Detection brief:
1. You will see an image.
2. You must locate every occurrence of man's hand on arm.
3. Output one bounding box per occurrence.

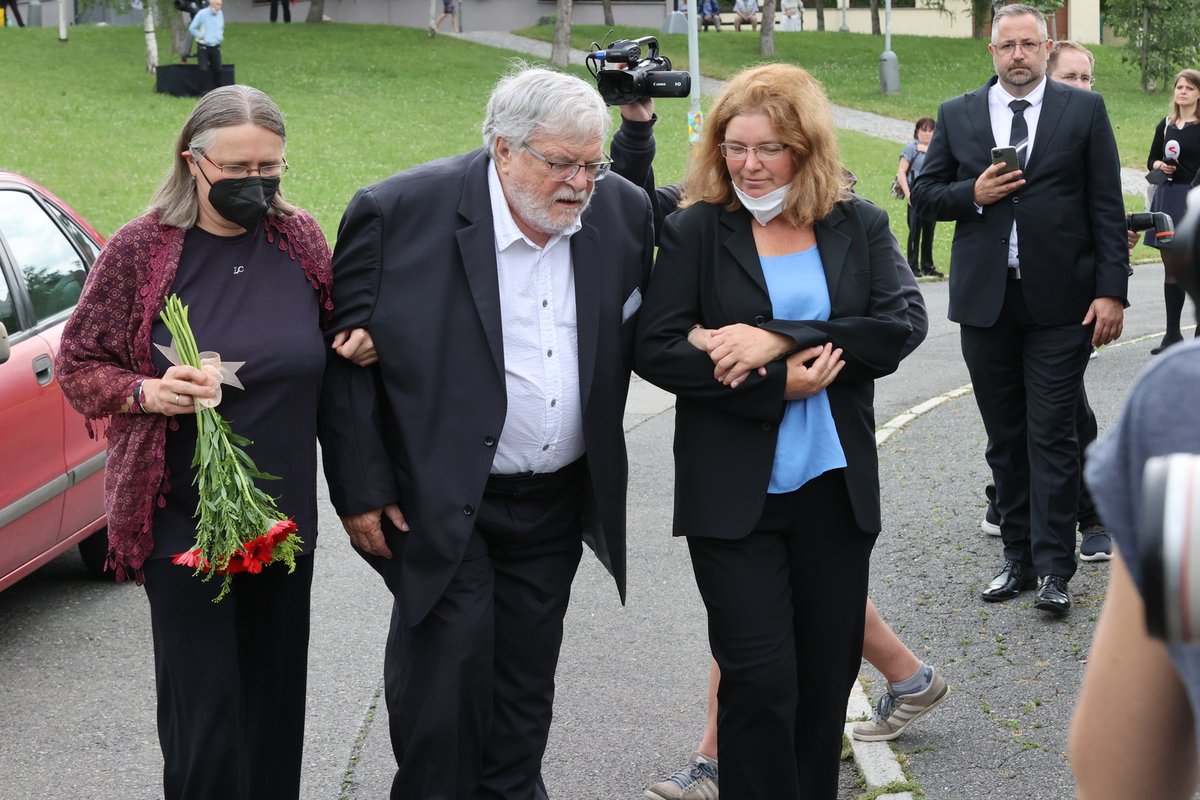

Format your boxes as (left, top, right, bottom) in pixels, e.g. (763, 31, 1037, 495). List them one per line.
(973, 162, 1026, 206)
(1084, 297, 1125, 346)
(339, 504, 409, 559)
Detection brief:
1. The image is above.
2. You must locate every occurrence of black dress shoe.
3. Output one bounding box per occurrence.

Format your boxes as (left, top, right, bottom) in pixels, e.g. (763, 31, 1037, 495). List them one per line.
(1035, 575, 1071, 613)
(980, 560, 1036, 602)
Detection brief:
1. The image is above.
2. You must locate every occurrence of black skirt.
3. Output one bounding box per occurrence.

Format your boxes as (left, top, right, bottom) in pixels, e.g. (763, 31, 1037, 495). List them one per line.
(1145, 180, 1191, 249)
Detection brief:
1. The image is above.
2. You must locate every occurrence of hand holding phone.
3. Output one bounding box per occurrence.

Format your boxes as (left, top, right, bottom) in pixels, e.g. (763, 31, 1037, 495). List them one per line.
(991, 146, 1019, 174)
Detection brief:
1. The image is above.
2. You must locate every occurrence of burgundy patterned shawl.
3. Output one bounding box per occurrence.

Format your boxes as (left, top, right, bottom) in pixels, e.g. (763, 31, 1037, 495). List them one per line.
(55, 211, 333, 583)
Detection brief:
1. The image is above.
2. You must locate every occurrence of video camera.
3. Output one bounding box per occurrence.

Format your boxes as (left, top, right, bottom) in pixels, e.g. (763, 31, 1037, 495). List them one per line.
(585, 36, 691, 107)
(173, 0, 208, 18)
(1135, 189, 1200, 643)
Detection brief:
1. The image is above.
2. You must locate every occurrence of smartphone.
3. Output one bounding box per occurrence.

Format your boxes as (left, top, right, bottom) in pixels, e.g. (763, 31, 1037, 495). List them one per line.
(991, 146, 1019, 174)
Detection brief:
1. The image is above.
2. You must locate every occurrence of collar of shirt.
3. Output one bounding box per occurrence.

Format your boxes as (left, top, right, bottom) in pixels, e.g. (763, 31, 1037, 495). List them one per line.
(487, 159, 582, 253)
(988, 75, 1047, 154)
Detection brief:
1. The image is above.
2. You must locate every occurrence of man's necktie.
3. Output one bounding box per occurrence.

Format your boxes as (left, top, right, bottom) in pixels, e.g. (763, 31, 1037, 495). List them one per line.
(1009, 99, 1030, 170)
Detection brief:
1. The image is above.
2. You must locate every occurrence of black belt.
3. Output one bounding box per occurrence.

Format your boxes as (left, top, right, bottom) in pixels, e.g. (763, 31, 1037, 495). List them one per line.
(199, 43, 220, 48)
(485, 458, 584, 500)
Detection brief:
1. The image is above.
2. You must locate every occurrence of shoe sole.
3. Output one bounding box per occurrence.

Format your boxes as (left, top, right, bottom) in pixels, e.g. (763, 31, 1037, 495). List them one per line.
(981, 520, 1001, 536)
(1034, 597, 1071, 613)
(850, 683, 951, 742)
(1079, 551, 1113, 562)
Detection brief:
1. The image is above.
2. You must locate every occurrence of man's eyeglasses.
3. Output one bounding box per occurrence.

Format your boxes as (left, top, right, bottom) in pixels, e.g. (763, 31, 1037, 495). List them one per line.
(522, 143, 612, 182)
(718, 142, 789, 161)
(994, 39, 1046, 56)
(199, 152, 289, 179)
(1055, 72, 1096, 86)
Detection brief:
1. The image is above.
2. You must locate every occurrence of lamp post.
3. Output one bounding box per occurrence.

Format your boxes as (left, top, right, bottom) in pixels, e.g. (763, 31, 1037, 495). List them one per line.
(839, 0, 849, 32)
(879, 0, 899, 94)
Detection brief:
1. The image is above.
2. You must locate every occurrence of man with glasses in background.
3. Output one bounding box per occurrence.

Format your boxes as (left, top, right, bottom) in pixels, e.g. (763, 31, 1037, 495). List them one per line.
(318, 66, 654, 799)
(913, 5, 1128, 615)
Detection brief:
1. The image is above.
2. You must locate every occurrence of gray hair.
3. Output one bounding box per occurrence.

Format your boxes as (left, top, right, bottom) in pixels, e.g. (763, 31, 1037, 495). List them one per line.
(991, 3, 1047, 42)
(481, 64, 610, 159)
(148, 84, 296, 228)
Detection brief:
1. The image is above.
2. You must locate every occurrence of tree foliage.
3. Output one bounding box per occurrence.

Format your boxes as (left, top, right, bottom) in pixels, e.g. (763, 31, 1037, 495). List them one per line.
(1103, 0, 1200, 92)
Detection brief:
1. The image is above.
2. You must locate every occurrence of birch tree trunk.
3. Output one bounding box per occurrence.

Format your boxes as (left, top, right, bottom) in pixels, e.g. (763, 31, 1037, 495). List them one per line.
(601, 0, 614, 24)
(144, 2, 159, 72)
(305, 0, 324, 23)
(550, 0, 573, 68)
(58, 0, 68, 40)
(758, 1, 774, 55)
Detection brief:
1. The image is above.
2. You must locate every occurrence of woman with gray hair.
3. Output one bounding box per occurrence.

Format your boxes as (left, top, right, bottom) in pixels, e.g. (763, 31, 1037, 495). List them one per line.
(56, 85, 368, 800)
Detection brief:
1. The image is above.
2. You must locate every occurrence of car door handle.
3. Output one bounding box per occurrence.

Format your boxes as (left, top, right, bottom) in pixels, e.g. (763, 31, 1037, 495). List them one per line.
(32, 354, 54, 386)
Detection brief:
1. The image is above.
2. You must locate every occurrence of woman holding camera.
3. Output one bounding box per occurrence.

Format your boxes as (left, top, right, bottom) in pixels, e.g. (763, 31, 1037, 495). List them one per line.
(634, 63, 910, 799)
(1145, 68, 1200, 354)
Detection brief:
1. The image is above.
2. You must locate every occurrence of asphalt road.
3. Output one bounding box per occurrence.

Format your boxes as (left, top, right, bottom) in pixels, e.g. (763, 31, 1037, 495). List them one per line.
(0, 262, 1188, 800)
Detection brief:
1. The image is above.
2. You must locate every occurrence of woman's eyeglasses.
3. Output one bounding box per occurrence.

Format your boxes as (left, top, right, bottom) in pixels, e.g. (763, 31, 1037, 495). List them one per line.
(719, 143, 789, 161)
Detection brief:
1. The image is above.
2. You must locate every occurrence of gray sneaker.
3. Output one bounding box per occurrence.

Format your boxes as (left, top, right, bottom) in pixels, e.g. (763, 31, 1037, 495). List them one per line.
(1079, 524, 1113, 562)
(644, 752, 719, 800)
(851, 668, 949, 742)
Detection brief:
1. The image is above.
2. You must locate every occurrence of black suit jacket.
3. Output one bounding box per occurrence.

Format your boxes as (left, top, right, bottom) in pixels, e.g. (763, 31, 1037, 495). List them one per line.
(634, 197, 911, 539)
(318, 149, 655, 626)
(911, 77, 1129, 328)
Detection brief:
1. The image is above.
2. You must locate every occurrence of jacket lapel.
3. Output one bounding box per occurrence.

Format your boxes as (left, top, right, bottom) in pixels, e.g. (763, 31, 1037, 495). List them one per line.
(1025, 79, 1066, 177)
(721, 208, 769, 297)
(969, 79, 998, 161)
(814, 204, 851, 311)
(456, 151, 505, 380)
(571, 218, 602, 412)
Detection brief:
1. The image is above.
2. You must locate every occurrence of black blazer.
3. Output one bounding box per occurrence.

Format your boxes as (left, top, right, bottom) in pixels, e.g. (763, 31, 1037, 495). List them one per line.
(318, 149, 655, 626)
(911, 77, 1128, 328)
(633, 197, 911, 539)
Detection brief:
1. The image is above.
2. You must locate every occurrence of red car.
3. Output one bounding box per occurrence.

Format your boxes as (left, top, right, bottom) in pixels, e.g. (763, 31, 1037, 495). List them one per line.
(0, 171, 109, 590)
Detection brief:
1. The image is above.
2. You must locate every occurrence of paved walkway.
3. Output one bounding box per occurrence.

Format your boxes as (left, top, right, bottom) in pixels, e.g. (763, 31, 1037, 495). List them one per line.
(452, 30, 1150, 198)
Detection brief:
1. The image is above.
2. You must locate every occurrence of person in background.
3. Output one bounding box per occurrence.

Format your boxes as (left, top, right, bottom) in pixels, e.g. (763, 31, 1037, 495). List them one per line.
(187, 0, 224, 95)
(635, 62, 911, 799)
(780, 0, 804, 31)
(434, 0, 458, 32)
(698, 0, 722, 32)
(1, 0, 25, 26)
(732, 0, 759, 31)
(54, 85, 370, 800)
(1143, 69, 1200, 355)
(269, 0, 291, 24)
(897, 117, 940, 278)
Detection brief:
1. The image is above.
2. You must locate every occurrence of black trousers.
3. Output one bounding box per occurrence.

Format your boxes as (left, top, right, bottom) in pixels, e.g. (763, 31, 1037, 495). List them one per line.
(196, 44, 222, 94)
(2, 0, 24, 26)
(142, 553, 313, 800)
(687, 471, 876, 800)
(270, 0, 290, 22)
(961, 277, 1092, 580)
(905, 203, 936, 272)
(359, 461, 586, 800)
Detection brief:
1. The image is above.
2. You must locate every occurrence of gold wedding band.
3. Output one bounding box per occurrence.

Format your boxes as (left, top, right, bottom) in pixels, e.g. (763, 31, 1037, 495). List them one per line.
(175, 393, 181, 404)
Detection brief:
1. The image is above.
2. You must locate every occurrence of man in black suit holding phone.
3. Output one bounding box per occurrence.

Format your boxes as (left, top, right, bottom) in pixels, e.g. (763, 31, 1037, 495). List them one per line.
(318, 66, 654, 798)
(912, 4, 1128, 614)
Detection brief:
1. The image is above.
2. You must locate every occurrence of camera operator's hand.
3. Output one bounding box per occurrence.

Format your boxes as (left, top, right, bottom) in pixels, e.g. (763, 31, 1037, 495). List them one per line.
(973, 161, 1025, 206)
(620, 96, 655, 123)
(1084, 297, 1124, 346)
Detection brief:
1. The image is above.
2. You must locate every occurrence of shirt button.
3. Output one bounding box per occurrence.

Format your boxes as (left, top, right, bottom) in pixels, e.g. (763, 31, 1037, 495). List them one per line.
(547, 349, 553, 357)
(542, 444, 550, 451)
(542, 299, 548, 308)
(550, 399, 557, 407)
(483, 435, 496, 447)
(463, 505, 475, 516)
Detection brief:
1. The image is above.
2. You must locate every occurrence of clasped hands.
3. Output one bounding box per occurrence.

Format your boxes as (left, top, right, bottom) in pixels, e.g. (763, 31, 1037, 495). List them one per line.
(689, 323, 845, 400)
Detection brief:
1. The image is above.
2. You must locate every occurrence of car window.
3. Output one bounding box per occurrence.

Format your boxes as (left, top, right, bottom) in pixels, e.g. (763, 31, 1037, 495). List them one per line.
(43, 201, 101, 264)
(0, 269, 18, 336)
(0, 190, 88, 324)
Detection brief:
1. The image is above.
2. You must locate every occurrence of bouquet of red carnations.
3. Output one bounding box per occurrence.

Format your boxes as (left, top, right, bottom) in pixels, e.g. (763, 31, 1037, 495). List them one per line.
(159, 294, 302, 602)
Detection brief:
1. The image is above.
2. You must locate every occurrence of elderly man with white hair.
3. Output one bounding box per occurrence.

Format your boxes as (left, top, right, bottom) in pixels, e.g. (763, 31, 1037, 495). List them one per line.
(318, 65, 655, 799)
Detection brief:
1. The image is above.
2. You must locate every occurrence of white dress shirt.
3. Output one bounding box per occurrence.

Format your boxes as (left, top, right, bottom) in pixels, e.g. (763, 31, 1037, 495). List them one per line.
(486, 161, 585, 475)
(989, 76, 1046, 270)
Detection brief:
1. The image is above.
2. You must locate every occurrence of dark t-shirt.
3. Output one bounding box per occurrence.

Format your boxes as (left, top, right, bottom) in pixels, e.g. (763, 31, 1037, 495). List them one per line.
(150, 223, 324, 559)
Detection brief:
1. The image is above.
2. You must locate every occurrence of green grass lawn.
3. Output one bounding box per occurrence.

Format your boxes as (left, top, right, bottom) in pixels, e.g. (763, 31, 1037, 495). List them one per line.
(0, 22, 1159, 270)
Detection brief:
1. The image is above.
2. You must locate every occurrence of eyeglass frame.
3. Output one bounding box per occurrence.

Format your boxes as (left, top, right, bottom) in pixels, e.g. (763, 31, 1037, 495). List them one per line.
(1053, 72, 1096, 86)
(718, 142, 791, 161)
(521, 143, 612, 182)
(196, 151, 290, 179)
(993, 39, 1047, 56)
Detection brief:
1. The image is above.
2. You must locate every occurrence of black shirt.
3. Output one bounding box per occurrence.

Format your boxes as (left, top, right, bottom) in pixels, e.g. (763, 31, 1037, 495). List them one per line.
(150, 223, 324, 559)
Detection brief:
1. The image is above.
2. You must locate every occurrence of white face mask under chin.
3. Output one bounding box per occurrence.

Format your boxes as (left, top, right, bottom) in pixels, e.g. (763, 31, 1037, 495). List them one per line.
(732, 182, 790, 226)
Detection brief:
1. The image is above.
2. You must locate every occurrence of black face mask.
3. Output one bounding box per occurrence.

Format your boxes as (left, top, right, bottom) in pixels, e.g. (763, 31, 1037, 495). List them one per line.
(202, 174, 280, 232)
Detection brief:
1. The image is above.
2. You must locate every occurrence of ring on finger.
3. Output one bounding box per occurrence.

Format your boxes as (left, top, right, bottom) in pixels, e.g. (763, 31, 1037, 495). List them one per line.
(174, 393, 181, 404)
